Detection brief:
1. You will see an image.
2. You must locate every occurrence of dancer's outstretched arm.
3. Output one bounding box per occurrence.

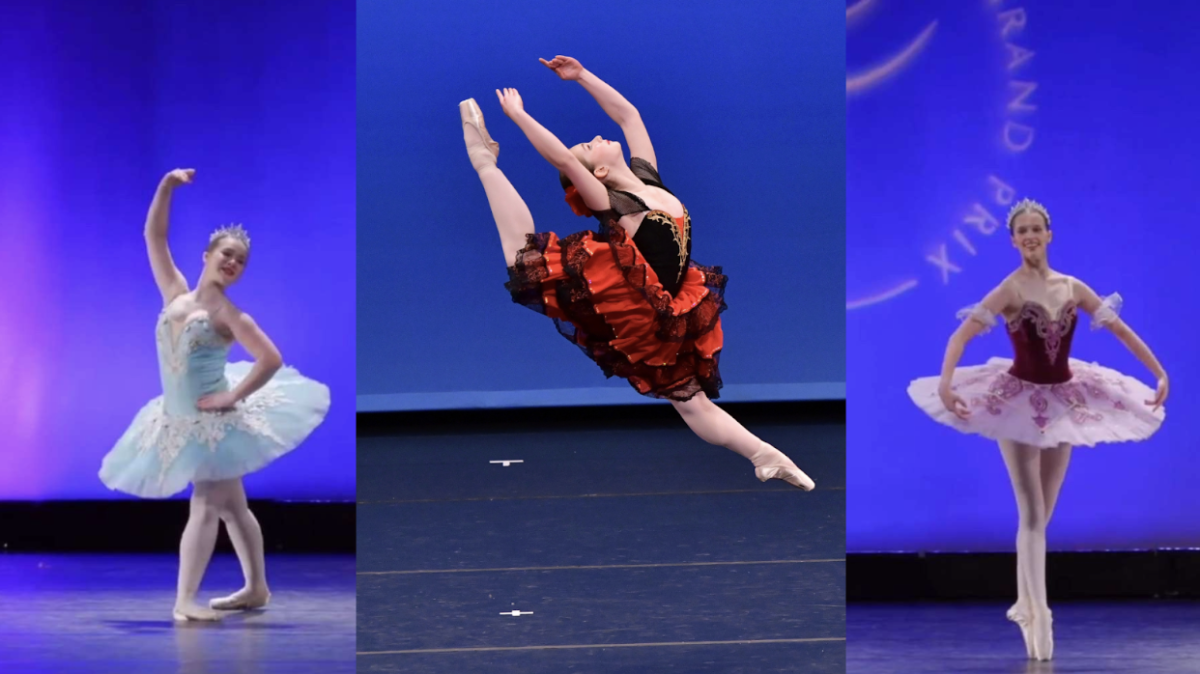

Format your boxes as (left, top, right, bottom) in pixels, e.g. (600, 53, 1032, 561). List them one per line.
(541, 55, 656, 168)
(197, 308, 282, 410)
(938, 280, 1016, 418)
(496, 88, 610, 213)
(146, 169, 193, 304)
(1074, 277, 1168, 409)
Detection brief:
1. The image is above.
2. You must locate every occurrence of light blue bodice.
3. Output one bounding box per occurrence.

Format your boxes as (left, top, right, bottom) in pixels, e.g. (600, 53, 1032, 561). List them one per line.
(156, 312, 232, 416)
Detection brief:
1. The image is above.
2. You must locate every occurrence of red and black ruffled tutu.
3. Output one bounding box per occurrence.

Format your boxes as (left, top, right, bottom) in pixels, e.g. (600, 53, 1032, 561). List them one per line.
(505, 223, 726, 401)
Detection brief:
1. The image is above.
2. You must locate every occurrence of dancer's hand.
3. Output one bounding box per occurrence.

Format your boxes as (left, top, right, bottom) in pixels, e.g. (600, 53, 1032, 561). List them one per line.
(197, 391, 238, 411)
(163, 168, 195, 187)
(540, 55, 583, 81)
(496, 88, 525, 120)
(939, 386, 970, 420)
(1146, 375, 1168, 412)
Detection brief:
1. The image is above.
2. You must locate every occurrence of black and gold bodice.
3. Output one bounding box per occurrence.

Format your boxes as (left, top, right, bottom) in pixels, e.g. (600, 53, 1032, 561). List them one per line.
(593, 157, 693, 296)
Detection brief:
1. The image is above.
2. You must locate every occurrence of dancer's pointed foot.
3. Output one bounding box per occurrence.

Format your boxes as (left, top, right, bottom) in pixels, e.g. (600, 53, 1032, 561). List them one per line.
(209, 586, 271, 611)
(1030, 609, 1054, 661)
(751, 442, 815, 491)
(1007, 605, 1035, 659)
(173, 601, 223, 622)
(460, 98, 499, 171)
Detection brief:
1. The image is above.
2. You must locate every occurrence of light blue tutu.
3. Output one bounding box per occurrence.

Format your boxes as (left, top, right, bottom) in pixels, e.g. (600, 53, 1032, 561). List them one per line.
(99, 311, 330, 498)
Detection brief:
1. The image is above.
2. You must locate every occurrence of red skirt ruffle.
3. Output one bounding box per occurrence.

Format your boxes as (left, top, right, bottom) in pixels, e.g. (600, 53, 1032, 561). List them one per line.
(505, 225, 726, 401)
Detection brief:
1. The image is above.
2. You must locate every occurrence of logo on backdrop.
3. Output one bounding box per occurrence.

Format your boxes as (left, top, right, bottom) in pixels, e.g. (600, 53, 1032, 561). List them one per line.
(845, 0, 1039, 310)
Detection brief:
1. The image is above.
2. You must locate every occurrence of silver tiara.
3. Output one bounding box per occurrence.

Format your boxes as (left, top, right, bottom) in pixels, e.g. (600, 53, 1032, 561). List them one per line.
(209, 223, 250, 248)
(1006, 198, 1050, 229)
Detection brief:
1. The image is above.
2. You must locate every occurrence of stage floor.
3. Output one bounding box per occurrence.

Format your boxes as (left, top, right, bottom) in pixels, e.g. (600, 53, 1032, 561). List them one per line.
(848, 601, 1200, 673)
(357, 412, 845, 673)
(0, 553, 354, 673)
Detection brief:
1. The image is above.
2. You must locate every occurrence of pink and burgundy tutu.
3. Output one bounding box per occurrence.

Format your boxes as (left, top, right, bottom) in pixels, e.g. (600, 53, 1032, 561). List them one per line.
(907, 294, 1164, 448)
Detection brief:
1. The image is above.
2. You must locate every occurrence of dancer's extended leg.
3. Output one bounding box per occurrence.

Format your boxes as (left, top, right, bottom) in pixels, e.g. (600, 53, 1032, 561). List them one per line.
(461, 99, 533, 265)
(672, 392, 814, 490)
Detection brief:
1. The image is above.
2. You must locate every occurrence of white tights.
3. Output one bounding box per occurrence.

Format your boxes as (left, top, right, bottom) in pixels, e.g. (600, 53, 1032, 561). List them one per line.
(999, 440, 1071, 616)
(176, 478, 268, 616)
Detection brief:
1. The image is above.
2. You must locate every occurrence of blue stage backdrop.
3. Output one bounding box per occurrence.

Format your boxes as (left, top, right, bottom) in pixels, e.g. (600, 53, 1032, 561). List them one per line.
(0, 1, 355, 501)
(847, 0, 1200, 551)
(356, 0, 846, 411)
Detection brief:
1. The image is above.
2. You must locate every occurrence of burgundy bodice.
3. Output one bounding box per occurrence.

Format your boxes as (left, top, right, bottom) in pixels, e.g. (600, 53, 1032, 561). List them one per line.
(1006, 302, 1077, 384)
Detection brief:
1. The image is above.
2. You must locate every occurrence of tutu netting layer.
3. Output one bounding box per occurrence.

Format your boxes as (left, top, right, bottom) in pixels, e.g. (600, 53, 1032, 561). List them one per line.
(908, 357, 1164, 448)
(506, 224, 726, 401)
(100, 361, 330, 498)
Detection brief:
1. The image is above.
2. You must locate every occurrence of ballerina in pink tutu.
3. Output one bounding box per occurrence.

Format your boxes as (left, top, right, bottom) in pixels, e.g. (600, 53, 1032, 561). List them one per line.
(907, 198, 1168, 661)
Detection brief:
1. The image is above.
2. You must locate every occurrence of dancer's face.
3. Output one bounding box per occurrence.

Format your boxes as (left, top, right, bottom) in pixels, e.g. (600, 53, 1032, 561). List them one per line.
(1010, 211, 1051, 262)
(202, 237, 249, 287)
(571, 136, 623, 177)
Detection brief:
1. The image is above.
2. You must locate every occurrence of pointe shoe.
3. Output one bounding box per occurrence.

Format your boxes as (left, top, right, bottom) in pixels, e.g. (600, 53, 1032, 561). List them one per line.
(460, 98, 499, 168)
(1030, 610, 1054, 661)
(753, 443, 815, 491)
(1006, 606, 1035, 659)
(173, 603, 223, 622)
(209, 588, 271, 611)
(755, 465, 816, 491)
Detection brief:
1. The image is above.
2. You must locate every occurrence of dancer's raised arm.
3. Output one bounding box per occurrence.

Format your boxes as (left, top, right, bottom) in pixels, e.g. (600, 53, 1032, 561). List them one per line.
(541, 56, 656, 169)
(145, 168, 193, 304)
(496, 88, 610, 213)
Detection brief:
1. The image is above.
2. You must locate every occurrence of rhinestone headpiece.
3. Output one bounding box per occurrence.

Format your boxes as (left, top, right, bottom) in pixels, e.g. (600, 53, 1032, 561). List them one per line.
(1006, 198, 1050, 230)
(209, 223, 250, 249)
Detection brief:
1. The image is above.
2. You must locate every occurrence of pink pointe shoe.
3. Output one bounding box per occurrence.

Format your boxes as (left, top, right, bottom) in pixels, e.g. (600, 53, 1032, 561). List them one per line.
(1030, 609, 1054, 661)
(460, 98, 499, 169)
(753, 442, 816, 491)
(1007, 605, 1035, 659)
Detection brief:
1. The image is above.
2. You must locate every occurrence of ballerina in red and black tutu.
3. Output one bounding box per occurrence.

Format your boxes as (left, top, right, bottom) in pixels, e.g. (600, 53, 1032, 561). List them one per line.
(459, 55, 813, 490)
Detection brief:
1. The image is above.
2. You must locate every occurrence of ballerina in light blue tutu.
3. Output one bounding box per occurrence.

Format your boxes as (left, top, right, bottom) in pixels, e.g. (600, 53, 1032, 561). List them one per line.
(99, 168, 330, 622)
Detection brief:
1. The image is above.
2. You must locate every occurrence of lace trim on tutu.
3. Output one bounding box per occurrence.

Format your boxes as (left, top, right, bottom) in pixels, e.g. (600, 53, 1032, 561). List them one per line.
(956, 303, 998, 333)
(101, 363, 329, 498)
(135, 389, 289, 487)
(1090, 292, 1123, 330)
(505, 231, 560, 315)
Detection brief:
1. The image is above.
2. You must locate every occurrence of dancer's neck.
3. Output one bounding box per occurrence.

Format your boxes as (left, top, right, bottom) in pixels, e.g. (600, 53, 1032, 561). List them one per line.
(194, 280, 227, 303)
(603, 163, 643, 193)
(1019, 258, 1051, 276)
